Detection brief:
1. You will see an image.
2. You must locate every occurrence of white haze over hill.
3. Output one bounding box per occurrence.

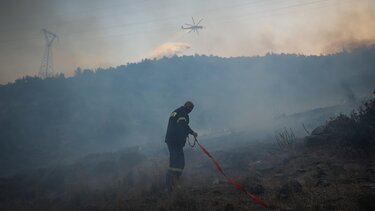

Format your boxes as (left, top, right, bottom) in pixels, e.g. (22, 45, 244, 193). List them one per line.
(74, 47, 375, 148)
(0, 47, 374, 176)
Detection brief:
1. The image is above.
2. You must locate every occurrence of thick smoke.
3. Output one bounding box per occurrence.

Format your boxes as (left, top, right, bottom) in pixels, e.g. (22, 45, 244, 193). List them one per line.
(148, 42, 190, 59)
(195, 0, 375, 57)
(321, 2, 375, 53)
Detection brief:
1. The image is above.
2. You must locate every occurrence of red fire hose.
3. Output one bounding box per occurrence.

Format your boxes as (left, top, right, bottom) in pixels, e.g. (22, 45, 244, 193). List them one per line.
(191, 137, 269, 209)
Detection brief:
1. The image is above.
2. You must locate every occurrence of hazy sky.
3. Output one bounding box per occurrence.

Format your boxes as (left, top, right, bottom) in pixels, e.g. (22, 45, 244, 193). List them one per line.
(0, 0, 374, 84)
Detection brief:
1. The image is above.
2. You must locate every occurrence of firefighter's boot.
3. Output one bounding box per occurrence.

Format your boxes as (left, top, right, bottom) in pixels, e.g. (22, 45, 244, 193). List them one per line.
(166, 170, 181, 192)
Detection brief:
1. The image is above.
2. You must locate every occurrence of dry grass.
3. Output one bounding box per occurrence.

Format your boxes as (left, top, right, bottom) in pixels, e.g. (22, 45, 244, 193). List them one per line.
(275, 127, 296, 152)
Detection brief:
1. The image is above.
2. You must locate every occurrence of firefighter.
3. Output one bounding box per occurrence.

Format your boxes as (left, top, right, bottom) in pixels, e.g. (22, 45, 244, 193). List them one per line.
(165, 101, 198, 191)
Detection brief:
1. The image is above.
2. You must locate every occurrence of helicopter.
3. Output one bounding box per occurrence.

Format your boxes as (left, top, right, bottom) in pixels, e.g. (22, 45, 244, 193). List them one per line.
(181, 17, 204, 35)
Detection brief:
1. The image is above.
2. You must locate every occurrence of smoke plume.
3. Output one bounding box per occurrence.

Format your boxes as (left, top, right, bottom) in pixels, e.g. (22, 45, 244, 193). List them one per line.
(148, 42, 190, 59)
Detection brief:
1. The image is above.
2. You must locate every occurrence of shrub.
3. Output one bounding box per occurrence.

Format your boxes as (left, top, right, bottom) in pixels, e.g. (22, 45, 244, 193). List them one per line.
(312, 92, 375, 153)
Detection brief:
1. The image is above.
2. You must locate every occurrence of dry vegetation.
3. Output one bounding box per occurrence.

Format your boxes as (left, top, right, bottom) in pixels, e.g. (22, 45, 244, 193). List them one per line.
(0, 95, 374, 210)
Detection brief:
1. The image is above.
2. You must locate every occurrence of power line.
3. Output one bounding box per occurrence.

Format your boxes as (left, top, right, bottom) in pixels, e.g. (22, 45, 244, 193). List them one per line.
(0, 0, 349, 49)
(0, 1, 310, 34)
(0, 0, 153, 34)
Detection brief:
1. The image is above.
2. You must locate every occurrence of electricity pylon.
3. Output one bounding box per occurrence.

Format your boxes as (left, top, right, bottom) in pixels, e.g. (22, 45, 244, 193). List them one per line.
(39, 29, 57, 78)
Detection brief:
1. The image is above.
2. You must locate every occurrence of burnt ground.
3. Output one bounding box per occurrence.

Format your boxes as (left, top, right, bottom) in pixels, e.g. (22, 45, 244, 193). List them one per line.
(0, 134, 374, 211)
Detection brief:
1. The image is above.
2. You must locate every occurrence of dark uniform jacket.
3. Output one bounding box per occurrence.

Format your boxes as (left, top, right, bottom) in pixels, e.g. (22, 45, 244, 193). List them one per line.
(165, 106, 194, 147)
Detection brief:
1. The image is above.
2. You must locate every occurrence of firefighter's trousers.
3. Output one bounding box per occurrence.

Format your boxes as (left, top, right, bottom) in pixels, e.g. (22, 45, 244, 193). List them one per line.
(166, 143, 185, 191)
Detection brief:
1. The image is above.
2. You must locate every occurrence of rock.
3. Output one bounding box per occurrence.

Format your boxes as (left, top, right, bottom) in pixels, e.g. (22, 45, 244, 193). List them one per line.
(248, 183, 265, 195)
(311, 125, 328, 135)
(274, 173, 284, 177)
(212, 189, 222, 195)
(314, 163, 331, 187)
(254, 163, 275, 173)
(316, 165, 327, 178)
(279, 180, 303, 200)
(212, 178, 220, 185)
(241, 173, 265, 195)
(224, 203, 234, 211)
(315, 179, 330, 187)
(297, 168, 306, 173)
(362, 183, 375, 190)
(358, 193, 375, 211)
(306, 135, 329, 147)
(366, 167, 375, 175)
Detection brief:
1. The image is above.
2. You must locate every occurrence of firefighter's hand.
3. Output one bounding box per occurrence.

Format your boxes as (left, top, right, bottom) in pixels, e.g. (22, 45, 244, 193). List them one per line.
(192, 132, 198, 139)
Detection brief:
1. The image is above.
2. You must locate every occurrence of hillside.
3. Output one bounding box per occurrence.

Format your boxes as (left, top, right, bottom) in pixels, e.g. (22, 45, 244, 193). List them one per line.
(0, 46, 375, 177)
(0, 95, 374, 210)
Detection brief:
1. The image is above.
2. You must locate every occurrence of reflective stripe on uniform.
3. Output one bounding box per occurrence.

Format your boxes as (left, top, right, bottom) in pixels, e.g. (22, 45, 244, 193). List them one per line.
(169, 167, 183, 172)
(170, 112, 177, 117)
(177, 117, 186, 123)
